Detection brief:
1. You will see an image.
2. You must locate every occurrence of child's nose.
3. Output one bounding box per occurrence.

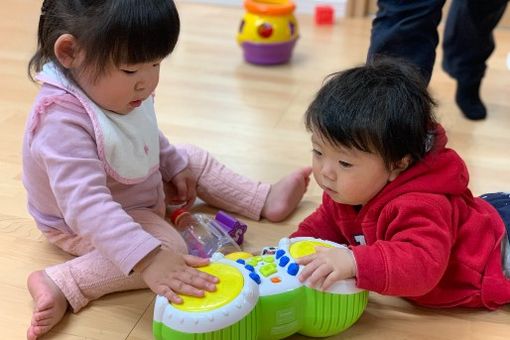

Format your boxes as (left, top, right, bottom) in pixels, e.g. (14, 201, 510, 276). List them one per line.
(135, 81, 145, 92)
(320, 163, 336, 180)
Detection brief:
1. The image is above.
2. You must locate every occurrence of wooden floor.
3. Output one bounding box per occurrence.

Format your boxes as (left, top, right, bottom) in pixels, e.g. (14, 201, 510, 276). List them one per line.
(1, 1, 510, 339)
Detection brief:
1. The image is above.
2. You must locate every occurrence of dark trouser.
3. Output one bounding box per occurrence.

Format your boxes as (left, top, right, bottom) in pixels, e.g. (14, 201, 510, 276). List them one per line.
(481, 192, 510, 239)
(481, 192, 510, 277)
(368, 0, 508, 85)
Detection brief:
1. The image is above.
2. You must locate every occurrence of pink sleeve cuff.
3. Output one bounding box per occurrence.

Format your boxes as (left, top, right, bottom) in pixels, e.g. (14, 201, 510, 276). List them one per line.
(118, 236, 162, 275)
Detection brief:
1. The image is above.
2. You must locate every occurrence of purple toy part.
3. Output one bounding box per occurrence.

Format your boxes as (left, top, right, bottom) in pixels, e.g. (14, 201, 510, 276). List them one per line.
(241, 38, 298, 65)
(215, 211, 247, 245)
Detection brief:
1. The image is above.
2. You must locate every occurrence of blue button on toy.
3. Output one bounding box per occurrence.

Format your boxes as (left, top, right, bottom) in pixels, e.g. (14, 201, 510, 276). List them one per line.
(236, 259, 246, 265)
(275, 249, 285, 259)
(245, 264, 255, 272)
(249, 272, 261, 284)
(279, 256, 290, 267)
(287, 263, 299, 276)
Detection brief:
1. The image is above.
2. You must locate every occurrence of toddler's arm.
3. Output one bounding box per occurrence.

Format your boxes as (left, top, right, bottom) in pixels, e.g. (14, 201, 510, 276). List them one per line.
(30, 106, 160, 274)
(164, 167, 197, 209)
(291, 193, 350, 245)
(352, 195, 452, 296)
(159, 131, 188, 181)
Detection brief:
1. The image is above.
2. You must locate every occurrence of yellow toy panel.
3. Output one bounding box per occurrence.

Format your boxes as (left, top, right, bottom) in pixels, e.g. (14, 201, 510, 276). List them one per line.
(289, 240, 335, 259)
(172, 263, 244, 312)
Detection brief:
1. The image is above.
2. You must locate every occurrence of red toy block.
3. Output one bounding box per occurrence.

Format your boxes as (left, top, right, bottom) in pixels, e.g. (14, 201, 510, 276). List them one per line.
(315, 5, 335, 25)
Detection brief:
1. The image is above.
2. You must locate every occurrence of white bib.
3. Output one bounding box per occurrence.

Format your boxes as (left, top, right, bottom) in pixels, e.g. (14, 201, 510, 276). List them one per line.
(39, 63, 160, 183)
(92, 99, 160, 181)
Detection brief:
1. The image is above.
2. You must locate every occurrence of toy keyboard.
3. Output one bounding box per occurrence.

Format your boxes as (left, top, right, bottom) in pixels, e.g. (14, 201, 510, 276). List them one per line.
(153, 237, 368, 339)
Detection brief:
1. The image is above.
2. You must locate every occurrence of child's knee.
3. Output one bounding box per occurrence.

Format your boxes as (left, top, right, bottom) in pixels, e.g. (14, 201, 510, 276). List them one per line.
(177, 144, 210, 169)
(161, 229, 189, 254)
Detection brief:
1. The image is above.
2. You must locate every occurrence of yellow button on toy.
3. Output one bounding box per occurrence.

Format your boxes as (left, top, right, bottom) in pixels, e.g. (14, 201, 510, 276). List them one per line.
(289, 240, 334, 259)
(173, 263, 244, 312)
(225, 251, 253, 261)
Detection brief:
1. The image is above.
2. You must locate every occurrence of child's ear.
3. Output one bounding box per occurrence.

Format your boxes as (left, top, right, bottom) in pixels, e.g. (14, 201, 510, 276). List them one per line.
(54, 34, 81, 69)
(388, 155, 412, 182)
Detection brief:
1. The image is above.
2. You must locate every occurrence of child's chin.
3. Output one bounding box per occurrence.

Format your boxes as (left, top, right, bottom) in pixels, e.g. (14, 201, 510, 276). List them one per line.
(325, 191, 342, 203)
(327, 192, 359, 206)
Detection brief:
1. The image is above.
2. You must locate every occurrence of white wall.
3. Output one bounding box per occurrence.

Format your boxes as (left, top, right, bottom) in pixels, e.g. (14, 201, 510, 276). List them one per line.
(180, 0, 348, 18)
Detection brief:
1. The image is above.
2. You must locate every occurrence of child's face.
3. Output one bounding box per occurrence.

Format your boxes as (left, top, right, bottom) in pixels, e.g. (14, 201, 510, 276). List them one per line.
(73, 59, 162, 114)
(311, 132, 399, 206)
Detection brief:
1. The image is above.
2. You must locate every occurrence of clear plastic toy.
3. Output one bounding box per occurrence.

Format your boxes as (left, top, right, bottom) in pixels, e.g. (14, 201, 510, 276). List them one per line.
(169, 209, 244, 258)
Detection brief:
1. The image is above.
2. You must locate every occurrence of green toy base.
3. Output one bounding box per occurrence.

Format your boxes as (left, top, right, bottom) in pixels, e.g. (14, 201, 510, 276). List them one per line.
(154, 304, 260, 340)
(153, 287, 368, 339)
(300, 287, 368, 337)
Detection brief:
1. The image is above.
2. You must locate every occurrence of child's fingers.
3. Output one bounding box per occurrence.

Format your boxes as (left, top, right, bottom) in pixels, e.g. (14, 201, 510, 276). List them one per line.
(186, 178, 197, 204)
(298, 258, 320, 282)
(158, 277, 207, 300)
(182, 267, 218, 290)
(183, 256, 219, 286)
(321, 271, 341, 291)
(173, 179, 188, 201)
(183, 254, 210, 267)
(163, 269, 216, 295)
(305, 263, 331, 289)
(172, 278, 207, 297)
(194, 269, 219, 284)
(158, 285, 183, 304)
(180, 198, 195, 210)
(295, 253, 316, 265)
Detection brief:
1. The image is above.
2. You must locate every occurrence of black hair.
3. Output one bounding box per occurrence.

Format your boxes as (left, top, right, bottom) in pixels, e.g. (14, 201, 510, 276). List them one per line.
(305, 58, 437, 169)
(28, 0, 180, 81)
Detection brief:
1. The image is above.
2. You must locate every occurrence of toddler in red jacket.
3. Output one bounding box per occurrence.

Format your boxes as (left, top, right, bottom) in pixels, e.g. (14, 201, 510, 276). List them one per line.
(292, 58, 510, 309)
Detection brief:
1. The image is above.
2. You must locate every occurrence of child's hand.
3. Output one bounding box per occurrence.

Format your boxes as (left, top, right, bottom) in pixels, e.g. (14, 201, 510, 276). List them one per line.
(134, 248, 218, 304)
(296, 246, 357, 291)
(165, 167, 197, 209)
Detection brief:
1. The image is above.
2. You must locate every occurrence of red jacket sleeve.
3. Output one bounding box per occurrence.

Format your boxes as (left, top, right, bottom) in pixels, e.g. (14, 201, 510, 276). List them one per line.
(291, 193, 349, 245)
(353, 194, 453, 297)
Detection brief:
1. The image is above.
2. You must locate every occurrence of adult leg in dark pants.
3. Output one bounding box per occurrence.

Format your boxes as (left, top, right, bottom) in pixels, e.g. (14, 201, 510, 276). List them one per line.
(442, 0, 508, 120)
(367, 0, 447, 84)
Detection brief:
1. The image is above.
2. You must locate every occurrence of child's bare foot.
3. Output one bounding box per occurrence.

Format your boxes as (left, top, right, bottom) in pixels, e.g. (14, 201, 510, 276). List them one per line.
(27, 270, 68, 340)
(262, 167, 312, 222)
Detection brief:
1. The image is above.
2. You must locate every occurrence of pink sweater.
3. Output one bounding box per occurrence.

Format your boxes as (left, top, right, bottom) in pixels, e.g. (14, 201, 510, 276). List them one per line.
(22, 67, 188, 275)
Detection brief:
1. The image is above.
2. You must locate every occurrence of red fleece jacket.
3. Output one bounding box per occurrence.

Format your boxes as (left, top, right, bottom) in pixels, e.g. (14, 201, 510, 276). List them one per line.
(291, 125, 510, 309)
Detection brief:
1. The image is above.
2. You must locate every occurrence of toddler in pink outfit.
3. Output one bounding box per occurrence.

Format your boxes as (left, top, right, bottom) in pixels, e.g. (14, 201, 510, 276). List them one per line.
(23, 1, 311, 339)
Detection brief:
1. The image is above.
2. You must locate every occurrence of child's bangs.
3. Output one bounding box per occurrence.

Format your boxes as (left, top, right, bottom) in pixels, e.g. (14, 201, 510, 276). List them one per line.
(82, 0, 180, 71)
(110, 1, 179, 65)
(306, 97, 379, 155)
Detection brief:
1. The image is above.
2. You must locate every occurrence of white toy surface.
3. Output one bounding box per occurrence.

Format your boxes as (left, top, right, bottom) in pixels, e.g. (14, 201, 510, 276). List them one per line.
(237, 237, 363, 297)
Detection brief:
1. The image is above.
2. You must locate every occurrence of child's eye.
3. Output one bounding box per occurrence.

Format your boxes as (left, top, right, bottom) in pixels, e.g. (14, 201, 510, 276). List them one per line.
(121, 69, 137, 74)
(339, 161, 352, 168)
(312, 149, 322, 156)
(153, 63, 160, 67)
